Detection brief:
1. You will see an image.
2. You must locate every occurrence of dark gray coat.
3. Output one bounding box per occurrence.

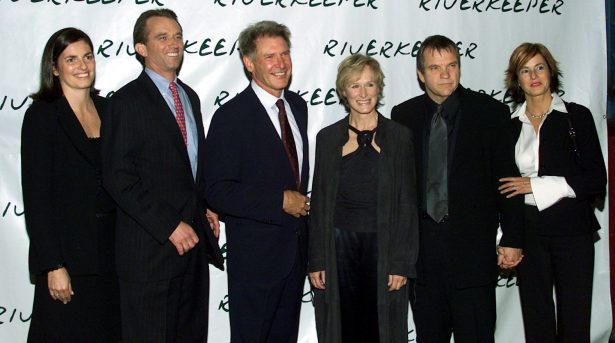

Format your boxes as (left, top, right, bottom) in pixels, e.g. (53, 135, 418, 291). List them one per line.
(308, 114, 418, 342)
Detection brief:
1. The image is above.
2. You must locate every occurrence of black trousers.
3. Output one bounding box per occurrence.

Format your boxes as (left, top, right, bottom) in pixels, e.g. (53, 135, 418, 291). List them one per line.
(335, 228, 379, 343)
(119, 247, 209, 343)
(516, 205, 594, 343)
(228, 244, 306, 343)
(413, 217, 495, 343)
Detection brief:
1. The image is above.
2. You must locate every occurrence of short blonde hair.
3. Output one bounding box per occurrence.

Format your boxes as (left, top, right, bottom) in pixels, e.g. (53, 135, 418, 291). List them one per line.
(335, 54, 385, 112)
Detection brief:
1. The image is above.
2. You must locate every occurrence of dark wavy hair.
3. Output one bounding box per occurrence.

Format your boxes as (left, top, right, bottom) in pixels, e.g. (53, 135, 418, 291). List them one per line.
(505, 42, 562, 105)
(31, 27, 98, 102)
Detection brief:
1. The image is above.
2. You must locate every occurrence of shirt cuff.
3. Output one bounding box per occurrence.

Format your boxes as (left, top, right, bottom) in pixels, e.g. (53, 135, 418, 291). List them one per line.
(531, 176, 576, 211)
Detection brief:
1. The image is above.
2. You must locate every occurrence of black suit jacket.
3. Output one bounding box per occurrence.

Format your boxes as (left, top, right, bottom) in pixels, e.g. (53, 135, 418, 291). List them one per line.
(391, 86, 524, 288)
(102, 71, 223, 282)
(204, 85, 309, 282)
(511, 102, 606, 235)
(21, 96, 113, 275)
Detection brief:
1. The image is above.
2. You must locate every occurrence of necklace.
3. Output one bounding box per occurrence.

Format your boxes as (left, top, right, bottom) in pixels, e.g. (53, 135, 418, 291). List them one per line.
(525, 109, 548, 120)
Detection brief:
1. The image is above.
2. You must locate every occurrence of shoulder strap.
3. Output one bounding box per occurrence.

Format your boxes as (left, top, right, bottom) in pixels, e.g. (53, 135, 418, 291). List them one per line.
(563, 102, 581, 161)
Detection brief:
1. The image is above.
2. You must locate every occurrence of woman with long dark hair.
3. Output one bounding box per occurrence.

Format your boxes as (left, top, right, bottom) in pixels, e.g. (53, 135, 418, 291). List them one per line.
(21, 27, 120, 342)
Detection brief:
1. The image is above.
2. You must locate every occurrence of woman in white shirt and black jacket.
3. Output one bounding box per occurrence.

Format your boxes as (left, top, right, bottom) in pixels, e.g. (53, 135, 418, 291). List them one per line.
(498, 42, 606, 343)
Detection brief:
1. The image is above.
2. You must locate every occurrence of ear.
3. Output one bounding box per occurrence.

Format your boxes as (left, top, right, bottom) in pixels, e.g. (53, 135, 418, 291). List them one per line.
(52, 65, 59, 77)
(417, 68, 426, 83)
(135, 42, 148, 59)
(242, 55, 254, 74)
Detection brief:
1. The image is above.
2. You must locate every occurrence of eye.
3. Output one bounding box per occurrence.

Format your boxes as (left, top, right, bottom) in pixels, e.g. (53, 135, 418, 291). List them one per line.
(349, 84, 360, 89)
(66, 57, 75, 64)
(366, 82, 376, 88)
(519, 68, 529, 75)
(84, 54, 94, 61)
(429, 65, 439, 71)
(536, 64, 546, 72)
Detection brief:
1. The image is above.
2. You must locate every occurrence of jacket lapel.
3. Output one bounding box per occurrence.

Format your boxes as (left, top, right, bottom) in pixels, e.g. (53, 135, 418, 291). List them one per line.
(511, 116, 522, 141)
(55, 97, 96, 167)
(286, 93, 309, 191)
(179, 79, 205, 187)
(245, 86, 299, 187)
(449, 88, 470, 175)
(138, 72, 193, 182)
(376, 113, 394, 183)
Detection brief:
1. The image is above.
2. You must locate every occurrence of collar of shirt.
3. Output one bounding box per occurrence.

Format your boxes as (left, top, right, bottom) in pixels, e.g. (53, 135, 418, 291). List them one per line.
(511, 92, 567, 123)
(425, 87, 460, 134)
(144, 68, 199, 180)
(144, 68, 178, 96)
(250, 80, 286, 109)
(249, 80, 304, 178)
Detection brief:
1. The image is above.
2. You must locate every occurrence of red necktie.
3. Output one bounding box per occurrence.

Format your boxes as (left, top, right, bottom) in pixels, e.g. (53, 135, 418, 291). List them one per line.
(169, 81, 187, 146)
(276, 99, 300, 190)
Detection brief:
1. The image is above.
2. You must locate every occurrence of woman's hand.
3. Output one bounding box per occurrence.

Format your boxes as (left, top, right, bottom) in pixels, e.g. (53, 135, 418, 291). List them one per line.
(499, 177, 532, 198)
(309, 271, 326, 290)
(48, 267, 73, 304)
(388, 275, 407, 291)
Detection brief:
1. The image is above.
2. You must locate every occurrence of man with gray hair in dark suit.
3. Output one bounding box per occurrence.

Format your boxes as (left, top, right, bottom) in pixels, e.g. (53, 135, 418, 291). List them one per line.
(204, 20, 310, 343)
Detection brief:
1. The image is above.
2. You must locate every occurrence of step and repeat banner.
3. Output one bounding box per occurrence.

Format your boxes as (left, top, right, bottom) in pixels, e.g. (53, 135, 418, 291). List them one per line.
(0, 1, 610, 342)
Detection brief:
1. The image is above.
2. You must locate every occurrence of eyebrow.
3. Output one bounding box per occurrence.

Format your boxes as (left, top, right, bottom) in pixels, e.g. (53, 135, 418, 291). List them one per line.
(522, 62, 545, 67)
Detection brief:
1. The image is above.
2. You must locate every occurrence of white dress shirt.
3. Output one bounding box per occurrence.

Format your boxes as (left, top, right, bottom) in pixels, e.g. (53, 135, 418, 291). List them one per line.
(251, 80, 304, 178)
(511, 93, 576, 211)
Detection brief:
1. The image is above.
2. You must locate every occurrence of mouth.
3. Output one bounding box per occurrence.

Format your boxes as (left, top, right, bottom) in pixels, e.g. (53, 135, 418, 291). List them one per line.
(272, 71, 287, 78)
(167, 50, 180, 57)
(74, 72, 90, 79)
(530, 82, 542, 87)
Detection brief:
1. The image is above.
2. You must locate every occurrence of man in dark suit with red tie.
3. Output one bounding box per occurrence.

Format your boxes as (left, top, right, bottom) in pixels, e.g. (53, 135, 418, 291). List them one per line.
(204, 21, 310, 343)
(391, 35, 524, 342)
(102, 9, 223, 342)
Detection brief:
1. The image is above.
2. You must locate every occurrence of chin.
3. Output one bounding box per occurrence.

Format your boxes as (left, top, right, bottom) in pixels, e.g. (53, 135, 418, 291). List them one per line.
(274, 81, 290, 89)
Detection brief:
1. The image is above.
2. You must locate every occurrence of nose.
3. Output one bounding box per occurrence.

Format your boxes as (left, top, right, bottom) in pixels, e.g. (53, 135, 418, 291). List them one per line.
(274, 55, 285, 68)
(76, 58, 87, 70)
(359, 85, 367, 97)
(441, 68, 450, 79)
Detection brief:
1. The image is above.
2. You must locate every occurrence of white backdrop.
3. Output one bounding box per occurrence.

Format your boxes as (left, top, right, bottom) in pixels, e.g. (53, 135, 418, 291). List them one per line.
(0, 1, 610, 342)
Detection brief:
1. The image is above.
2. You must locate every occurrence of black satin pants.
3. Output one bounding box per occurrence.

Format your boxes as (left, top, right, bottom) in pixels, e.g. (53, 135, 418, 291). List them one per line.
(335, 228, 379, 343)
